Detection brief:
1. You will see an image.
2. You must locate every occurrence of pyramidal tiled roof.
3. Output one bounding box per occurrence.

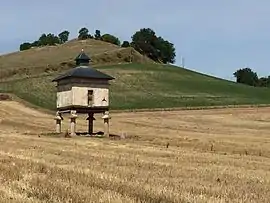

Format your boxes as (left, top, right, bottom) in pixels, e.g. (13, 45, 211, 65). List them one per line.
(75, 49, 91, 61)
(52, 66, 114, 82)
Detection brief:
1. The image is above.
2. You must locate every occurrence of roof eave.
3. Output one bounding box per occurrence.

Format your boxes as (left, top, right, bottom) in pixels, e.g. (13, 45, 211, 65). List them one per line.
(52, 76, 69, 82)
(52, 76, 114, 82)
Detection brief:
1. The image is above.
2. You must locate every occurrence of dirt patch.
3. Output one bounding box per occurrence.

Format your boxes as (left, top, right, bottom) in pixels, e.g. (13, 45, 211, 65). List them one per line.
(0, 94, 12, 101)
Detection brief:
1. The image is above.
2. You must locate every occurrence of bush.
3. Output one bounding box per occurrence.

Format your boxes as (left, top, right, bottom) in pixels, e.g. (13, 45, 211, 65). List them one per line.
(20, 42, 32, 51)
(101, 34, 120, 46)
(121, 41, 130, 47)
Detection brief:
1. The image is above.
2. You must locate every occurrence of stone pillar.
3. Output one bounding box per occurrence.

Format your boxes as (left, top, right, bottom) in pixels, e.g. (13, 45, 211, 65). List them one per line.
(69, 110, 78, 136)
(102, 111, 111, 137)
(86, 113, 95, 135)
(54, 112, 63, 133)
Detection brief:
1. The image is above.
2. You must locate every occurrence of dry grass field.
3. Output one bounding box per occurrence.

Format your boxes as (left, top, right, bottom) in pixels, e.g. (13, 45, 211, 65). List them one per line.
(0, 100, 270, 203)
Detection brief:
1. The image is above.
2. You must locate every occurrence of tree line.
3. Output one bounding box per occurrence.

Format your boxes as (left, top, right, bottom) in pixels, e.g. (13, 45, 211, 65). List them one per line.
(19, 27, 176, 64)
(20, 31, 70, 51)
(234, 67, 270, 87)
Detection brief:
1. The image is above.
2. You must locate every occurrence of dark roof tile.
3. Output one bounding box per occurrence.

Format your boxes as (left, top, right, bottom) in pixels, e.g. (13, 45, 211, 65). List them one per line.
(75, 52, 90, 61)
(52, 66, 115, 82)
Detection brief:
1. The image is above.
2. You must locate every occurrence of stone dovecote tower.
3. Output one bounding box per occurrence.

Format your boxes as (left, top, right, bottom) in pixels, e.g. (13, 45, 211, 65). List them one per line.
(52, 50, 115, 136)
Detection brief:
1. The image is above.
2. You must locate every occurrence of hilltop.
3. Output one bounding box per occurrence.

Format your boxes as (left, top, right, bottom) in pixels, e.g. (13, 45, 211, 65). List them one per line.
(0, 38, 154, 80)
(1, 38, 270, 110)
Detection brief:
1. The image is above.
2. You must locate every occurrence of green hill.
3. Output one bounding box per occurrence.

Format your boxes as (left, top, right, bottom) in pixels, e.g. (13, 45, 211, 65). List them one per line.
(1, 39, 270, 110)
(1, 63, 270, 111)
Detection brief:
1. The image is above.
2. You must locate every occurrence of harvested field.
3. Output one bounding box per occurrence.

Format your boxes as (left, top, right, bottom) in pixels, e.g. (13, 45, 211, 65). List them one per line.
(0, 101, 270, 202)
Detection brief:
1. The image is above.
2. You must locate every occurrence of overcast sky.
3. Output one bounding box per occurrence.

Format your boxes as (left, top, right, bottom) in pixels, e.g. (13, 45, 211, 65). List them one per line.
(1, 0, 270, 80)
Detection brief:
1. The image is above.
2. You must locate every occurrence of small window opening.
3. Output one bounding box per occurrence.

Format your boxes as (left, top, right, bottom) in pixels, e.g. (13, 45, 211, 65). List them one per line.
(88, 90, 94, 106)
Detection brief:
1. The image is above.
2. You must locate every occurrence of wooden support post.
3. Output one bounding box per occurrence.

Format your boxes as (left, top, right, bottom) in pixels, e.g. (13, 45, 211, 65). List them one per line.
(56, 119, 61, 133)
(102, 111, 111, 137)
(69, 110, 77, 136)
(104, 118, 109, 137)
(54, 112, 63, 133)
(86, 113, 95, 135)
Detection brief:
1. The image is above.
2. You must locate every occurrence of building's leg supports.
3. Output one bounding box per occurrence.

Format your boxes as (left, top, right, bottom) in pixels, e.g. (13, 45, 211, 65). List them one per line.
(86, 113, 95, 135)
(56, 119, 61, 134)
(104, 118, 109, 137)
(102, 111, 111, 137)
(54, 112, 63, 134)
(69, 110, 78, 136)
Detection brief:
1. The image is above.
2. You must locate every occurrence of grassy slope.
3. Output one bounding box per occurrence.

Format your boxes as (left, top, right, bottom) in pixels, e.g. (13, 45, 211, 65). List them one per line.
(0, 38, 153, 80)
(1, 63, 270, 111)
(1, 38, 270, 110)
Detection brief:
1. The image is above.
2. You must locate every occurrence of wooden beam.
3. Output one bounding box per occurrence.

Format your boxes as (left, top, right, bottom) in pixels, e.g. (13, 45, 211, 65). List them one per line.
(86, 113, 95, 135)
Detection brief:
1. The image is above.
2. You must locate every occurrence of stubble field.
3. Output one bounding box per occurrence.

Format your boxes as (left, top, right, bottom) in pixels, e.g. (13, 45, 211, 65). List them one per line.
(0, 101, 269, 203)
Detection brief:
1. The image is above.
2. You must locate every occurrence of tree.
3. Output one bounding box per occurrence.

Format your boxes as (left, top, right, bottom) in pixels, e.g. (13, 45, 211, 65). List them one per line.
(101, 34, 120, 46)
(121, 41, 130, 47)
(19, 31, 62, 51)
(155, 37, 176, 63)
(131, 28, 176, 64)
(131, 28, 156, 57)
(233, 67, 259, 86)
(38, 33, 60, 46)
(94, 30, 101, 40)
(38, 33, 48, 46)
(78, 27, 90, 40)
(257, 77, 268, 87)
(20, 42, 32, 51)
(58, 30, 70, 43)
(257, 76, 270, 87)
(46, 33, 60, 45)
(31, 40, 40, 47)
